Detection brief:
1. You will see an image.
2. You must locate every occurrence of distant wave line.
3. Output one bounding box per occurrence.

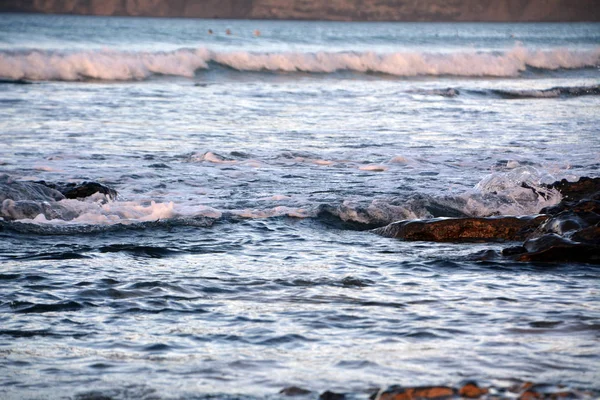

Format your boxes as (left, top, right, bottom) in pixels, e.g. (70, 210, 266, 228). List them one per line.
(0, 45, 599, 81)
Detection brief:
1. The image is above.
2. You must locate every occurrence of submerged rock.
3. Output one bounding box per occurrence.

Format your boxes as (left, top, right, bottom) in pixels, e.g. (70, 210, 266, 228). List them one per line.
(373, 215, 547, 242)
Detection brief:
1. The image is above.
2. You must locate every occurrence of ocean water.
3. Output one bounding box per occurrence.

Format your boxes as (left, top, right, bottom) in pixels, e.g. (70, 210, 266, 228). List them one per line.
(1, 14, 599, 399)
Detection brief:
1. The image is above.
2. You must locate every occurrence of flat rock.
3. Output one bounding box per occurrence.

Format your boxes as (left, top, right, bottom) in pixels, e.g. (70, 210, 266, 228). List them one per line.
(371, 385, 455, 400)
(373, 215, 548, 242)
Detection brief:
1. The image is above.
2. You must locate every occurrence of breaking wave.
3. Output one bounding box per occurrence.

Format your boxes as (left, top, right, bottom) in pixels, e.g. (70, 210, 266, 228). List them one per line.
(1, 45, 599, 81)
(0, 167, 562, 235)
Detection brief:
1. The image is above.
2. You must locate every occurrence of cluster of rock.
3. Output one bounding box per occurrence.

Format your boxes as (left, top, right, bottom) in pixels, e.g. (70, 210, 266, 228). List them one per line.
(281, 381, 597, 399)
(374, 177, 600, 264)
(0, 174, 117, 221)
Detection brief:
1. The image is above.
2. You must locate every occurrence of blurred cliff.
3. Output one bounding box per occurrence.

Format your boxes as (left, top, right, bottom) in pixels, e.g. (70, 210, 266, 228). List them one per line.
(1, 0, 599, 21)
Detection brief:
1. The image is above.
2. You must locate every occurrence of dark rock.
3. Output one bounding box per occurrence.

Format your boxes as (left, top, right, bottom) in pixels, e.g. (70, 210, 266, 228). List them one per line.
(36, 181, 118, 201)
(535, 212, 590, 237)
(319, 390, 345, 400)
(1, 198, 79, 221)
(517, 234, 600, 264)
(466, 249, 501, 261)
(1, 199, 43, 220)
(548, 177, 600, 203)
(0, 175, 65, 202)
(280, 386, 311, 396)
(540, 199, 600, 216)
(502, 246, 527, 256)
(373, 385, 455, 400)
(374, 215, 548, 242)
(572, 225, 600, 245)
(0, 176, 118, 221)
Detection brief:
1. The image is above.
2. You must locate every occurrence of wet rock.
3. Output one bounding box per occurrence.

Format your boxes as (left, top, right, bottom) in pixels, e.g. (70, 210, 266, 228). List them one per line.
(280, 386, 312, 396)
(533, 212, 595, 238)
(0, 175, 65, 202)
(547, 177, 600, 202)
(502, 245, 527, 256)
(374, 175, 600, 264)
(0, 176, 118, 221)
(458, 382, 488, 398)
(515, 383, 586, 399)
(1, 199, 44, 220)
(319, 390, 345, 400)
(36, 181, 118, 201)
(374, 215, 548, 242)
(1, 198, 79, 221)
(540, 199, 600, 219)
(372, 385, 455, 400)
(516, 234, 600, 264)
(571, 225, 600, 245)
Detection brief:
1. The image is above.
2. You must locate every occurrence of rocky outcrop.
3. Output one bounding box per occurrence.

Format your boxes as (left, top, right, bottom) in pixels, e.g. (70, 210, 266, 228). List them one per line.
(35, 180, 118, 201)
(374, 215, 547, 242)
(375, 177, 600, 264)
(365, 381, 596, 399)
(2, 0, 599, 21)
(0, 175, 118, 221)
(279, 381, 598, 400)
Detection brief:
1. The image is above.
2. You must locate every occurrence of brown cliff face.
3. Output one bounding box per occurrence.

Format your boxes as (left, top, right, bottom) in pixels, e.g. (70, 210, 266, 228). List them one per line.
(1, 0, 599, 21)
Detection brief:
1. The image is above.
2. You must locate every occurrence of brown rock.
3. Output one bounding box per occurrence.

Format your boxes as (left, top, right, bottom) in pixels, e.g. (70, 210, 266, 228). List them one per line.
(375, 385, 455, 400)
(519, 390, 544, 400)
(374, 215, 548, 242)
(458, 382, 488, 398)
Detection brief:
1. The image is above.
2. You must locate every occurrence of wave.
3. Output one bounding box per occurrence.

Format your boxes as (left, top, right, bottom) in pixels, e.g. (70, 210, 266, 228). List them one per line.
(490, 85, 600, 98)
(1, 45, 598, 81)
(0, 167, 562, 235)
(410, 84, 600, 98)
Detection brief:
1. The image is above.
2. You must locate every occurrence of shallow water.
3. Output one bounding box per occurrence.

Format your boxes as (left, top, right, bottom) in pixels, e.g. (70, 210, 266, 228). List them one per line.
(1, 14, 599, 399)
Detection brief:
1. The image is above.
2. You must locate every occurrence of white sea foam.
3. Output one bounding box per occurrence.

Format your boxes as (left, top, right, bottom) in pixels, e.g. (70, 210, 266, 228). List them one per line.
(359, 165, 388, 172)
(1, 46, 598, 81)
(467, 166, 562, 216)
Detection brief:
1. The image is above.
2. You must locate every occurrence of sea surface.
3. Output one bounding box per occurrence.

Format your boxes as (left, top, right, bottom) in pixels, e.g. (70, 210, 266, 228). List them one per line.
(0, 14, 599, 399)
